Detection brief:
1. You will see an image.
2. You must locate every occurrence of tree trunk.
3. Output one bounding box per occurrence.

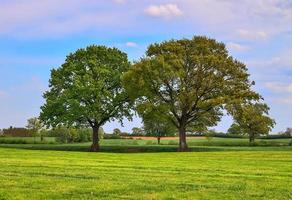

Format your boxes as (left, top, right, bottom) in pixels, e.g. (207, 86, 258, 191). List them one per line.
(249, 133, 255, 143)
(90, 126, 100, 152)
(157, 137, 161, 145)
(178, 126, 188, 151)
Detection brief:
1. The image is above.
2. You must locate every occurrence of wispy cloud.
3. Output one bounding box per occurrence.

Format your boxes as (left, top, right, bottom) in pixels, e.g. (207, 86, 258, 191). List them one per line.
(236, 29, 269, 41)
(275, 97, 292, 105)
(247, 50, 292, 69)
(265, 82, 292, 93)
(0, 0, 128, 37)
(227, 42, 250, 52)
(113, 0, 126, 4)
(145, 4, 183, 19)
(126, 42, 138, 47)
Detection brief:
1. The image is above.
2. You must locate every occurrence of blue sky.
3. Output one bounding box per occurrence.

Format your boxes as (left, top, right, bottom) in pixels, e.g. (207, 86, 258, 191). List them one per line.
(0, 0, 291, 133)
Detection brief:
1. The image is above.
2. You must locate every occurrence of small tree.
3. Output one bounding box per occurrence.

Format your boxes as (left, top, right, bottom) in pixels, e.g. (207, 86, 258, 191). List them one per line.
(142, 109, 176, 144)
(132, 127, 144, 136)
(227, 123, 244, 135)
(284, 128, 292, 137)
(205, 129, 215, 142)
(113, 128, 122, 136)
(26, 117, 42, 142)
(230, 103, 275, 143)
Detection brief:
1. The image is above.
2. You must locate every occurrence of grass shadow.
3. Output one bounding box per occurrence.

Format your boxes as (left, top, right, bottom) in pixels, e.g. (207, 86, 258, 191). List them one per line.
(0, 143, 228, 153)
(0, 143, 291, 153)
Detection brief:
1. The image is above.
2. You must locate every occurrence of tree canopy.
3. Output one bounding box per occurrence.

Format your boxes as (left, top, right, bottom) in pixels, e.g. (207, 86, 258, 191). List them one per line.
(40, 45, 132, 151)
(141, 108, 176, 144)
(123, 36, 260, 151)
(227, 123, 244, 135)
(228, 102, 275, 143)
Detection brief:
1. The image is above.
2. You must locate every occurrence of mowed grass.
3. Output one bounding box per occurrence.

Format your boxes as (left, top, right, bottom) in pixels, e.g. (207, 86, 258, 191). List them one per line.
(0, 147, 291, 199)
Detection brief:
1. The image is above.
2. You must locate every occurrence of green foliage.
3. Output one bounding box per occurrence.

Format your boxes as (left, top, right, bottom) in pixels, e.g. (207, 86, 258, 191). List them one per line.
(26, 117, 44, 142)
(142, 108, 177, 138)
(40, 45, 132, 151)
(103, 134, 122, 139)
(0, 137, 56, 144)
(123, 36, 260, 150)
(229, 102, 275, 143)
(131, 127, 144, 136)
(283, 128, 292, 137)
(51, 126, 92, 143)
(205, 129, 216, 141)
(227, 123, 244, 135)
(26, 117, 42, 136)
(113, 128, 122, 135)
(98, 127, 104, 140)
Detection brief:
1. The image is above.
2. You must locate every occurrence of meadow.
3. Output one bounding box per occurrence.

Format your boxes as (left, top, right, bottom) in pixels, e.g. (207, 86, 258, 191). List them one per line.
(0, 138, 292, 199)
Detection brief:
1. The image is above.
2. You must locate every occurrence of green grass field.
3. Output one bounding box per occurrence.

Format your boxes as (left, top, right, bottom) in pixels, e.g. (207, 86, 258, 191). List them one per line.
(0, 139, 292, 200)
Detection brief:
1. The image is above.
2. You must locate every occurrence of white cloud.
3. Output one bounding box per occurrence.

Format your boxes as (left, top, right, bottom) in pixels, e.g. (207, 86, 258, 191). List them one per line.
(236, 29, 269, 40)
(126, 42, 138, 47)
(227, 42, 250, 52)
(113, 0, 126, 4)
(265, 82, 292, 93)
(248, 50, 292, 68)
(276, 97, 292, 105)
(0, 0, 128, 37)
(179, 0, 292, 40)
(145, 4, 183, 19)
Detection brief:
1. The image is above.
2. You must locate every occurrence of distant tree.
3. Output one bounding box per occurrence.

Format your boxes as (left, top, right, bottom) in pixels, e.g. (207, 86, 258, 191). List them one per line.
(113, 128, 122, 136)
(26, 117, 43, 142)
(205, 129, 216, 142)
(123, 36, 260, 151)
(98, 127, 104, 140)
(141, 109, 176, 144)
(227, 123, 244, 135)
(283, 128, 292, 137)
(132, 127, 144, 136)
(40, 45, 132, 152)
(229, 103, 275, 143)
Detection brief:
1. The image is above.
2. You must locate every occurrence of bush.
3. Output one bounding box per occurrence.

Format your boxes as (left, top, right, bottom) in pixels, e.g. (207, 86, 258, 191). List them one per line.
(258, 135, 292, 139)
(75, 128, 91, 142)
(53, 127, 93, 143)
(0, 138, 28, 144)
(146, 141, 155, 145)
(104, 134, 122, 139)
(168, 140, 177, 145)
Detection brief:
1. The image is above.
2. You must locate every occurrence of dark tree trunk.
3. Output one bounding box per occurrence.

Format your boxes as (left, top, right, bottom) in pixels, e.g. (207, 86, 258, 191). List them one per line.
(249, 133, 255, 143)
(40, 134, 44, 142)
(90, 126, 100, 152)
(178, 126, 188, 151)
(157, 137, 161, 145)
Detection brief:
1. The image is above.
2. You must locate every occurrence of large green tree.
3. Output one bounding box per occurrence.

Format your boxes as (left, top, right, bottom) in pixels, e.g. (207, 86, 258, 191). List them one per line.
(40, 45, 132, 151)
(228, 103, 275, 143)
(123, 36, 259, 151)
